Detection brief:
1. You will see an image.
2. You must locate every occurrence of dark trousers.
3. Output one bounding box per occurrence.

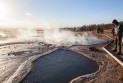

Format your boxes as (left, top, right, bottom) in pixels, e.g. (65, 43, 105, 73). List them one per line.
(114, 36, 122, 53)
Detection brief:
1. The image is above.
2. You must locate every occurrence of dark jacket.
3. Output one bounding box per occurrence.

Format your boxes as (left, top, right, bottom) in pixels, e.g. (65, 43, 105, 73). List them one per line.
(118, 24, 123, 37)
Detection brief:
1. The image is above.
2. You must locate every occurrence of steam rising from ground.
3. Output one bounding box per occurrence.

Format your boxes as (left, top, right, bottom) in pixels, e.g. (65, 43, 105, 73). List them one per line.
(42, 29, 107, 45)
(0, 28, 107, 45)
(0, 32, 7, 37)
(17, 28, 107, 45)
(17, 28, 37, 40)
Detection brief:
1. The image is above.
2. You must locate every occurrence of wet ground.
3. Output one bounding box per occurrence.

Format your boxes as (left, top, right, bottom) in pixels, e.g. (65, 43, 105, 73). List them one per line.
(20, 49, 99, 83)
(0, 41, 54, 83)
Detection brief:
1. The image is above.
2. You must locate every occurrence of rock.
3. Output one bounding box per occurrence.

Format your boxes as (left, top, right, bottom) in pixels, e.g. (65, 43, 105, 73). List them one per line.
(91, 53, 96, 57)
(89, 47, 97, 51)
(98, 61, 104, 65)
(89, 47, 102, 53)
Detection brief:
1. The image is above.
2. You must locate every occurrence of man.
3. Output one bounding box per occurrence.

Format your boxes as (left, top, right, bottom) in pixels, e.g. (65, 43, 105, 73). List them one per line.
(112, 19, 123, 55)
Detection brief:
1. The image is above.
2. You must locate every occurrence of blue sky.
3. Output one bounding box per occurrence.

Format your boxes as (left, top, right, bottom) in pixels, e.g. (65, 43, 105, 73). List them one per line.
(0, 0, 123, 28)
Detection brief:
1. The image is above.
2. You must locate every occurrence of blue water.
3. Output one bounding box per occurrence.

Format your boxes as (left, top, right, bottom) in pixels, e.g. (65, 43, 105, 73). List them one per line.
(20, 49, 99, 83)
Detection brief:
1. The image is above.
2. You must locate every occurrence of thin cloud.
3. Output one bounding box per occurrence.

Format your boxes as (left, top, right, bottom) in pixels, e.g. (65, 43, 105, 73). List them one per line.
(25, 12, 32, 16)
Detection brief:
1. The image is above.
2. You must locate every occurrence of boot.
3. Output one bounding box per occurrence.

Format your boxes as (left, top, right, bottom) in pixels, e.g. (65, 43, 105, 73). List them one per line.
(116, 52, 121, 55)
(117, 47, 121, 55)
(112, 49, 117, 52)
(111, 46, 117, 52)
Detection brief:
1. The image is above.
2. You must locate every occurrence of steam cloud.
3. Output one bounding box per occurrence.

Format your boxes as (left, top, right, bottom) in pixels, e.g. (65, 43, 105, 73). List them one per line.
(16, 28, 107, 46)
(0, 28, 108, 45)
(42, 29, 107, 46)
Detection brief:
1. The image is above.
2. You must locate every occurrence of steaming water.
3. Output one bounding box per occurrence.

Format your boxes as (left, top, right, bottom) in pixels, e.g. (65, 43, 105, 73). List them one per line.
(0, 29, 109, 46)
(42, 29, 109, 46)
(0, 29, 110, 83)
(20, 49, 99, 83)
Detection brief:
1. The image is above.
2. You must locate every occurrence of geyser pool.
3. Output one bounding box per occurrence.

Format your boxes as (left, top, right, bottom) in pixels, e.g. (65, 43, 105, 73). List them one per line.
(20, 49, 99, 83)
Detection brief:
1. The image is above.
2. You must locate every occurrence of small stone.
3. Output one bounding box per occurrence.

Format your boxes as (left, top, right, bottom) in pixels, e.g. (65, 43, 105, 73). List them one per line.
(89, 47, 97, 51)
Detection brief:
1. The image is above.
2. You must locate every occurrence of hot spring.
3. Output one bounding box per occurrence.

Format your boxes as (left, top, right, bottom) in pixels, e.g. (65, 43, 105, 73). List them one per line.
(0, 29, 110, 83)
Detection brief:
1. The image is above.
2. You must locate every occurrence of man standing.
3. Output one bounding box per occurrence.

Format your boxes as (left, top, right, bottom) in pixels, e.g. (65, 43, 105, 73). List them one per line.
(112, 19, 123, 55)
